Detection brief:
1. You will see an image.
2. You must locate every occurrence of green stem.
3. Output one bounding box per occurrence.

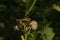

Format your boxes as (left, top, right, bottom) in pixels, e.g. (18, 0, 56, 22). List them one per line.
(24, 28, 31, 40)
(25, 0, 36, 17)
(25, 34, 27, 40)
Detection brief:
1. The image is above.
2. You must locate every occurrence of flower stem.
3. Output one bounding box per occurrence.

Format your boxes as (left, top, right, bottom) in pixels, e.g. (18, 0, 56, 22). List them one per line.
(25, 0, 36, 18)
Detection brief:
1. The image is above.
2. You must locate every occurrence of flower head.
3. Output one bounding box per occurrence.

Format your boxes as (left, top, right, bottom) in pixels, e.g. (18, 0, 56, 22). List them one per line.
(30, 20, 38, 30)
(14, 26, 19, 31)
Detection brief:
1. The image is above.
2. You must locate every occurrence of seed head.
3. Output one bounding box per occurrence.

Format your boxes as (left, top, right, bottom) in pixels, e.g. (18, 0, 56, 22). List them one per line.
(30, 20, 38, 30)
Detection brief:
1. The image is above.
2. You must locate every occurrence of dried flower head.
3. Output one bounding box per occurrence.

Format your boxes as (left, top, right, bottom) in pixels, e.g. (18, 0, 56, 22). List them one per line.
(14, 26, 19, 31)
(30, 20, 38, 30)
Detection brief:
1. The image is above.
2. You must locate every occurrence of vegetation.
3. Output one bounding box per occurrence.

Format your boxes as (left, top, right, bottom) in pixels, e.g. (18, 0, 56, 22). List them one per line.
(0, 0, 60, 40)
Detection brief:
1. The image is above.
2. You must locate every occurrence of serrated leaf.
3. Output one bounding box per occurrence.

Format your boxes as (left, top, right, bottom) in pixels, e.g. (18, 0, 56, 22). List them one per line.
(42, 27, 55, 40)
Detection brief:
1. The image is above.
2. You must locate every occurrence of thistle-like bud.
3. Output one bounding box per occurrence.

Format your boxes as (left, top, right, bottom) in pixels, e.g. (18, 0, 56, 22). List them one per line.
(30, 20, 38, 30)
(14, 26, 19, 31)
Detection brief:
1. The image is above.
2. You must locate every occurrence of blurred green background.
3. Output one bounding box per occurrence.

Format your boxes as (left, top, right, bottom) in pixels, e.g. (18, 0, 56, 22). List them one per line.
(0, 0, 60, 40)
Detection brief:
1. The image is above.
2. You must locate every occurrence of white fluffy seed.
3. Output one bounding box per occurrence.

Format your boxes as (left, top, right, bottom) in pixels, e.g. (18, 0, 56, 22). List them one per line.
(30, 20, 38, 30)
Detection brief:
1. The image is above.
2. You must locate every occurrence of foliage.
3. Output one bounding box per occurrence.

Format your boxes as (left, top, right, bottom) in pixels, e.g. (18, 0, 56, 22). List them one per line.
(40, 23, 55, 40)
(0, 0, 60, 40)
(0, 37, 3, 40)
